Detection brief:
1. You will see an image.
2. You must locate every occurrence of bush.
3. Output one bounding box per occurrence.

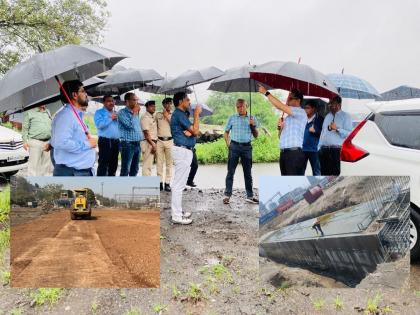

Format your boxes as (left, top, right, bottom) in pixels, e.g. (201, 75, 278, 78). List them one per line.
(196, 133, 279, 164)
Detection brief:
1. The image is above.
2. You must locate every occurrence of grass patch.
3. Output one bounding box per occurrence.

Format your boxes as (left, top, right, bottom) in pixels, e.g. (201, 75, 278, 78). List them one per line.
(171, 285, 181, 300)
(334, 295, 344, 311)
(199, 263, 234, 284)
(151, 303, 167, 314)
(195, 133, 279, 164)
(313, 298, 326, 311)
(119, 288, 127, 300)
(10, 308, 23, 315)
(30, 288, 65, 306)
(1, 270, 10, 285)
(365, 293, 382, 314)
(186, 283, 204, 303)
(125, 307, 141, 315)
(91, 300, 99, 314)
(0, 186, 10, 222)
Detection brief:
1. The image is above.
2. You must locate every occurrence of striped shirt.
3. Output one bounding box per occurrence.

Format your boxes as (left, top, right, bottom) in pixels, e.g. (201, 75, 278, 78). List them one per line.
(279, 107, 307, 149)
(118, 106, 144, 142)
(225, 113, 258, 143)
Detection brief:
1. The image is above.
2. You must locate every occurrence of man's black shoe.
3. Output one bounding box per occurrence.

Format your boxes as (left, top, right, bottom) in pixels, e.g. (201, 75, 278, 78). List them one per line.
(164, 183, 171, 192)
(160, 183, 163, 191)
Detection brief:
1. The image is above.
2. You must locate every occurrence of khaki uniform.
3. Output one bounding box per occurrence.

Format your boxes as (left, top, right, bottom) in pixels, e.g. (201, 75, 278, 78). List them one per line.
(155, 111, 173, 184)
(141, 111, 158, 176)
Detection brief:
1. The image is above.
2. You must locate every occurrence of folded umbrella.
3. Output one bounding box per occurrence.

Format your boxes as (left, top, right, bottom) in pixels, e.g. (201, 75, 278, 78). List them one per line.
(0, 44, 127, 113)
(159, 66, 224, 93)
(88, 68, 164, 97)
(250, 61, 338, 99)
(327, 73, 380, 99)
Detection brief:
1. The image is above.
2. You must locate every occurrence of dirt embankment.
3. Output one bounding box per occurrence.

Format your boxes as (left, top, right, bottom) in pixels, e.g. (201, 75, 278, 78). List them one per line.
(11, 209, 160, 288)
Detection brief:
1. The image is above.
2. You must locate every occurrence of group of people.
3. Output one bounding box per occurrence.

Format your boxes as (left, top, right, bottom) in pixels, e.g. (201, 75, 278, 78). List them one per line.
(258, 85, 352, 176)
(22, 79, 352, 225)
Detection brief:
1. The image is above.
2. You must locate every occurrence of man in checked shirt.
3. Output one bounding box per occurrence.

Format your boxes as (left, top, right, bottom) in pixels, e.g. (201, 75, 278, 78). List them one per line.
(223, 99, 259, 205)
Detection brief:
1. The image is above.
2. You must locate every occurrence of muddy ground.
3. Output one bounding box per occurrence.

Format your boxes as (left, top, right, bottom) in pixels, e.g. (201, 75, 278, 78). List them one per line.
(0, 189, 419, 314)
(11, 208, 160, 288)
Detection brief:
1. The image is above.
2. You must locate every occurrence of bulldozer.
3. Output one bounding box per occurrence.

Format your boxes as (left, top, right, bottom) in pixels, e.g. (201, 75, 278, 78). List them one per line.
(70, 188, 92, 220)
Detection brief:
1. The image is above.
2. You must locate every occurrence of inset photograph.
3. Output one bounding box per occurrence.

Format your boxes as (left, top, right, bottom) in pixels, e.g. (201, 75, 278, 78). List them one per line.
(259, 176, 410, 289)
(10, 176, 160, 288)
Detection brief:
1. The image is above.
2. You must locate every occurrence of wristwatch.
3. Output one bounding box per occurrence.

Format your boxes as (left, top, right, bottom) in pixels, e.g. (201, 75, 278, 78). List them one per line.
(265, 91, 271, 97)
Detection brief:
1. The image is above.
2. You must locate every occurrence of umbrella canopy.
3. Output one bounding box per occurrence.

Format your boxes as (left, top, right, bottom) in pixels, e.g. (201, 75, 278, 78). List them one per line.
(8, 76, 106, 113)
(189, 103, 213, 117)
(139, 77, 193, 95)
(327, 73, 380, 99)
(376, 85, 420, 101)
(89, 68, 163, 97)
(249, 61, 338, 99)
(96, 64, 127, 79)
(0, 45, 127, 112)
(208, 64, 271, 92)
(159, 66, 224, 93)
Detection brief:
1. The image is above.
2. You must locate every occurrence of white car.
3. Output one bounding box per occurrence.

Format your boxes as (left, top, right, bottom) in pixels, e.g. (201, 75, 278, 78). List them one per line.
(340, 99, 420, 261)
(0, 125, 29, 178)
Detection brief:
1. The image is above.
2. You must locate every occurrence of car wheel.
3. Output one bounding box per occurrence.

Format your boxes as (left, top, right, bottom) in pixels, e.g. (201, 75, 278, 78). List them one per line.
(410, 207, 420, 262)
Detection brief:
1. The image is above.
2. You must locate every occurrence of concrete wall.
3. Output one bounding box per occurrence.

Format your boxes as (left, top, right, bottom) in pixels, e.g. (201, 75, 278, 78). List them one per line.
(261, 233, 386, 285)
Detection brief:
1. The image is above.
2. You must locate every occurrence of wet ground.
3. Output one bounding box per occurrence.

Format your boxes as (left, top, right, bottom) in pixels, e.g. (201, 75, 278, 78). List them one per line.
(10, 208, 160, 288)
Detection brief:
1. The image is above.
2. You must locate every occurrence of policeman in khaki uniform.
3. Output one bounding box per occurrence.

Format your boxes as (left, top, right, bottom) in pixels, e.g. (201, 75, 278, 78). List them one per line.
(141, 100, 158, 176)
(155, 98, 173, 192)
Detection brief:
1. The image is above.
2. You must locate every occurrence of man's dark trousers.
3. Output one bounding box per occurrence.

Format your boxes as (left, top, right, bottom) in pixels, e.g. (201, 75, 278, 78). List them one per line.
(225, 141, 253, 198)
(97, 137, 120, 176)
(319, 146, 341, 175)
(303, 151, 321, 176)
(279, 148, 306, 175)
(187, 148, 198, 185)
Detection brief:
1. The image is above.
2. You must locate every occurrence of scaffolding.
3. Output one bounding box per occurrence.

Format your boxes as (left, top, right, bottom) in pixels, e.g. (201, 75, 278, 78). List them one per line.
(113, 186, 160, 209)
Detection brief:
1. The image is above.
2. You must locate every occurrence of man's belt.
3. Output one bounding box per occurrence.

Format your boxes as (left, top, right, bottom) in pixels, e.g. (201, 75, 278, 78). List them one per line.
(231, 140, 251, 146)
(321, 145, 342, 149)
(174, 144, 193, 151)
(280, 147, 302, 153)
(33, 137, 50, 142)
(158, 136, 173, 141)
(99, 136, 119, 142)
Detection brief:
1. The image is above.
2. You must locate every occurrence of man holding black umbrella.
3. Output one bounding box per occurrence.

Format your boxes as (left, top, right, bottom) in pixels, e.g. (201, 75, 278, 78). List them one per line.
(318, 95, 352, 175)
(51, 80, 97, 176)
(258, 85, 307, 175)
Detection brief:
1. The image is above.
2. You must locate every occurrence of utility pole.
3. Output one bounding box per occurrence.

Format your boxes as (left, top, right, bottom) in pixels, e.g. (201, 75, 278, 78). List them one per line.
(101, 182, 104, 198)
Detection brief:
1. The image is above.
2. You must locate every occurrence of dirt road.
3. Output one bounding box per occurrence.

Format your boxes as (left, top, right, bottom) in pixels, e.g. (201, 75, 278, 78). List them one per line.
(11, 208, 160, 288)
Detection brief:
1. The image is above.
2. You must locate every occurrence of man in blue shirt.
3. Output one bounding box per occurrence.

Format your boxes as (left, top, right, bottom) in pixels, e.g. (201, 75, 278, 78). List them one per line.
(302, 101, 324, 175)
(94, 95, 120, 176)
(170, 91, 202, 225)
(258, 85, 307, 175)
(318, 95, 352, 175)
(51, 80, 97, 176)
(118, 92, 144, 176)
(223, 99, 259, 205)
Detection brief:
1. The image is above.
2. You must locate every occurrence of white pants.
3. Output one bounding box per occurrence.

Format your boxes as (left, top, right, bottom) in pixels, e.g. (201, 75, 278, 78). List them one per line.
(27, 139, 53, 176)
(171, 146, 193, 220)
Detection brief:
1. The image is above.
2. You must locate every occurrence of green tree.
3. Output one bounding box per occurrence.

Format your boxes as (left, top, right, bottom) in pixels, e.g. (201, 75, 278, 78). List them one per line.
(0, 0, 109, 75)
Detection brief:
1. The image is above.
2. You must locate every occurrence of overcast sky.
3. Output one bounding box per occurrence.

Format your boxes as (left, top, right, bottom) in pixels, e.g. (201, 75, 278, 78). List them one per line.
(103, 0, 420, 100)
(26, 177, 160, 199)
(259, 176, 310, 204)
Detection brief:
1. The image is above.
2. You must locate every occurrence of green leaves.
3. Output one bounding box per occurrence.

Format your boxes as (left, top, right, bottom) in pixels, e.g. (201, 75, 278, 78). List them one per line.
(0, 0, 109, 75)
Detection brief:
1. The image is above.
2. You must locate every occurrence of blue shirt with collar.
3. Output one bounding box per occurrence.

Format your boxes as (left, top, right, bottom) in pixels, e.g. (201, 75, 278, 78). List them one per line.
(170, 108, 195, 148)
(94, 107, 119, 139)
(318, 110, 353, 148)
(225, 113, 259, 143)
(279, 106, 307, 149)
(118, 106, 144, 142)
(51, 104, 96, 170)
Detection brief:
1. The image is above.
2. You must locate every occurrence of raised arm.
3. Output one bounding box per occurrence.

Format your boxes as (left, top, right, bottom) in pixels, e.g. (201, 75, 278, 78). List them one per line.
(258, 84, 293, 116)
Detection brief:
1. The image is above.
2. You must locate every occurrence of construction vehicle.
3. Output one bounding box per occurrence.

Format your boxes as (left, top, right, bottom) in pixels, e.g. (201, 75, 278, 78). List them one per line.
(70, 188, 92, 220)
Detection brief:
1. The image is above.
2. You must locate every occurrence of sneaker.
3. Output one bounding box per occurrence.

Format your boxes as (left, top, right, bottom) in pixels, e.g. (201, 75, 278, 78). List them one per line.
(160, 183, 163, 191)
(183, 211, 192, 218)
(245, 197, 259, 204)
(164, 183, 171, 192)
(171, 216, 193, 225)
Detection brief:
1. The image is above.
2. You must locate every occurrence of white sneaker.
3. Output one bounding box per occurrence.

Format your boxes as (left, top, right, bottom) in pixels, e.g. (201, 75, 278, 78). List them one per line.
(171, 216, 193, 225)
(183, 212, 192, 218)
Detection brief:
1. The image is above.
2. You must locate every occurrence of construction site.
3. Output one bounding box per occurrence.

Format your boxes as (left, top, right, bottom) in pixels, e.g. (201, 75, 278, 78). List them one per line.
(259, 176, 410, 288)
(9, 177, 160, 288)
